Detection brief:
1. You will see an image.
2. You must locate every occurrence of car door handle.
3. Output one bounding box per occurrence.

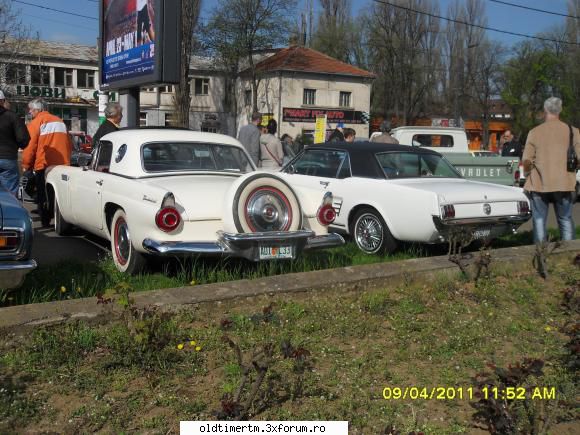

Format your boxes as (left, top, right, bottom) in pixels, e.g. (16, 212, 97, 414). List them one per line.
(320, 181, 330, 188)
(96, 179, 103, 186)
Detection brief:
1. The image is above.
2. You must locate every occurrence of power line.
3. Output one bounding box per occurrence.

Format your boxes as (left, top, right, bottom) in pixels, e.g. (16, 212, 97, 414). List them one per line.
(22, 13, 97, 31)
(489, 0, 579, 20)
(13, 0, 98, 21)
(371, 0, 580, 46)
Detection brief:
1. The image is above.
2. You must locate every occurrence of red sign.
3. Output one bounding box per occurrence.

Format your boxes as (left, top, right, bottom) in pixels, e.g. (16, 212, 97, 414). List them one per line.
(282, 107, 364, 124)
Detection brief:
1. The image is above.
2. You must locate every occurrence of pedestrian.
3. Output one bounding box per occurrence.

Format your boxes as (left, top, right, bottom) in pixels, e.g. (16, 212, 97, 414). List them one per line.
(327, 122, 345, 142)
(237, 112, 261, 167)
(259, 119, 284, 170)
(280, 133, 296, 165)
(22, 98, 72, 226)
(522, 96, 580, 244)
(0, 90, 30, 196)
(370, 119, 399, 144)
(343, 128, 356, 143)
(500, 129, 523, 158)
(93, 102, 123, 144)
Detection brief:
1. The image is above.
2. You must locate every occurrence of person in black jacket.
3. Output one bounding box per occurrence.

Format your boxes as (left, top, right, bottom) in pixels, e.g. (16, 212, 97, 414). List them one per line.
(0, 91, 30, 196)
(500, 129, 523, 158)
(93, 102, 123, 144)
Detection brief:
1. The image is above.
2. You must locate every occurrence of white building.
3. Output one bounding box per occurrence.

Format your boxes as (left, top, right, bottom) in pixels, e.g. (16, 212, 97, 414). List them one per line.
(0, 40, 100, 135)
(0, 42, 374, 140)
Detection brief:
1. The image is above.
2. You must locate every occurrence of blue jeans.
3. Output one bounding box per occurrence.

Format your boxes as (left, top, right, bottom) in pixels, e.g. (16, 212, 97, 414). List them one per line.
(530, 192, 576, 243)
(0, 159, 19, 196)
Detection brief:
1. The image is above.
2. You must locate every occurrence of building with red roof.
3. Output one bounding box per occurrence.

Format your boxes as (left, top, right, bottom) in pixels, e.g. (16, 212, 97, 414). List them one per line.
(238, 46, 375, 141)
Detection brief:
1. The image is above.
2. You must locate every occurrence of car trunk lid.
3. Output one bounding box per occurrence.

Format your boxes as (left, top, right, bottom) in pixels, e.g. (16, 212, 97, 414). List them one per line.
(391, 178, 522, 203)
(140, 174, 239, 221)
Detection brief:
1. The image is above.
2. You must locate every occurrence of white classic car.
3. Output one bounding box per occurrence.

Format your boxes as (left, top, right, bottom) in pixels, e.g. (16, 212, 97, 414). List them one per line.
(45, 129, 343, 273)
(280, 142, 531, 254)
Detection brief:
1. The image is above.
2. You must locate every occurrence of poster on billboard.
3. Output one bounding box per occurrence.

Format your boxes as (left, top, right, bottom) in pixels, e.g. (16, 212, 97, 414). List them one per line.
(99, 0, 181, 90)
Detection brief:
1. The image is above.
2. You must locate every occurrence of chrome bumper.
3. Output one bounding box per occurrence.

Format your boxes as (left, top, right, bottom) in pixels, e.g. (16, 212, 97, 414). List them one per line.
(0, 259, 37, 290)
(142, 230, 344, 261)
(432, 213, 531, 241)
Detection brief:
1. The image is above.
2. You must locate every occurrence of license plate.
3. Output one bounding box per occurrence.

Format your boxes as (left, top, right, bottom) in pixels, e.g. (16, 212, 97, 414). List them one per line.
(472, 227, 491, 239)
(259, 245, 294, 260)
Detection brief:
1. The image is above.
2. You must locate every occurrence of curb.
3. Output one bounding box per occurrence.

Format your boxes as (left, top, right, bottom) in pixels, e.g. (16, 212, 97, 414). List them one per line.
(1, 240, 579, 330)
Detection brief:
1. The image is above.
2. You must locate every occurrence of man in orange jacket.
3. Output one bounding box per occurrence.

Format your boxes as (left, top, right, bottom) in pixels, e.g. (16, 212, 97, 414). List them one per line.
(22, 98, 72, 226)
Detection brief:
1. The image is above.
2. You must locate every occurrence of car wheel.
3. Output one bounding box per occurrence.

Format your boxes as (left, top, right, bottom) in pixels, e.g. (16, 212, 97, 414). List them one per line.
(54, 196, 72, 235)
(111, 209, 146, 274)
(232, 174, 302, 233)
(350, 207, 397, 255)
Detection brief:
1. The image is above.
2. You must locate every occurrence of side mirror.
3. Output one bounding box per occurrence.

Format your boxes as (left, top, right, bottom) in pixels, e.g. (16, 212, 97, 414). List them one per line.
(78, 153, 92, 168)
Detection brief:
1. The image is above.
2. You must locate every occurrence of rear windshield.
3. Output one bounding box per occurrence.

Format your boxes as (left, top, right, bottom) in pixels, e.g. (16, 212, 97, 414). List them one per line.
(142, 142, 253, 173)
(376, 152, 461, 179)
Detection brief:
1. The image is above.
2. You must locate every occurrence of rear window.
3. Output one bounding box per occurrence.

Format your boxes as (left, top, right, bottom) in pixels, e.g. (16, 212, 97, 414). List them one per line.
(142, 142, 253, 173)
(376, 152, 461, 179)
(411, 134, 454, 148)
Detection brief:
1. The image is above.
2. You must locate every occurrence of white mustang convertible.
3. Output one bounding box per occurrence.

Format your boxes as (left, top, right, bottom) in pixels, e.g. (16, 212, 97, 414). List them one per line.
(45, 129, 343, 273)
(280, 142, 531, 255)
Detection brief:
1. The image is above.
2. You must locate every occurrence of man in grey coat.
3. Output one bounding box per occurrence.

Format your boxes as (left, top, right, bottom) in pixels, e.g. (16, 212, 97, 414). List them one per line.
(371, 119, 399, 144)
(237, 112, 261, 166)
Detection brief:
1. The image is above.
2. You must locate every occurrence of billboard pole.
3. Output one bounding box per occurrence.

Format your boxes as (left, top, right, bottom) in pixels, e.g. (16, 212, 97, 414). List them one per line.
(119, 87, 140, 128)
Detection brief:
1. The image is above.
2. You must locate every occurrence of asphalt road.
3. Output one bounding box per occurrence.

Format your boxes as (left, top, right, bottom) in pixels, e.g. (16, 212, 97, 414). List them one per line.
(25, 201, 108, 267)
(26, 200, 580, 269)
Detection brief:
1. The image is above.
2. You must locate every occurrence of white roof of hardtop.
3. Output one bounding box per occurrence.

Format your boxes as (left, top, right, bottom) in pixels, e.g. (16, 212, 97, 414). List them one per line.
(391, 126, 466, 133)
(101, 128, 244, 148)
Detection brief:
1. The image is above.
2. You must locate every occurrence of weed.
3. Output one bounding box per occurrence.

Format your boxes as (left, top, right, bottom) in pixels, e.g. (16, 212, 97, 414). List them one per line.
(471, 358, 553, 435)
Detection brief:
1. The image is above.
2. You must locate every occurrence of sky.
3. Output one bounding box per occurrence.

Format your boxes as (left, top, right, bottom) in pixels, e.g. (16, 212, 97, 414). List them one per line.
(13, 0, 572, 50)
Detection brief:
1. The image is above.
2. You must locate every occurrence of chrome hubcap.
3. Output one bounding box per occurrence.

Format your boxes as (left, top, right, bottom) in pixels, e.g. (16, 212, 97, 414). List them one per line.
(116, 220, 131, 264)
(355, 213, 383, 253)
(246, 190, 290, 231)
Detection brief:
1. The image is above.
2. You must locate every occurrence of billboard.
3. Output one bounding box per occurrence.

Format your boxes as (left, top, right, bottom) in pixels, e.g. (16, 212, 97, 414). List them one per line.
(99, 0, 181, 90)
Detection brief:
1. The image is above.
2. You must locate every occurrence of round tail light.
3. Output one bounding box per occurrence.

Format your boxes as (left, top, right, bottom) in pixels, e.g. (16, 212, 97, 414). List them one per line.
(155, 207, 181, 232)
(317, 204, 336, 226)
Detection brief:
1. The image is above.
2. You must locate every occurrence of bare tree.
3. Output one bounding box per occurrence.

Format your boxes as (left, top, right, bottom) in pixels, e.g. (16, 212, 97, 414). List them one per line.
(366, 0, 442, 124)
(469, 39, 507, 148)
(444, 0, 487, 123)
(203, 0, 296, 113)
(311, 0, 352, 62)
(0, 0, 38, 96)
(173, 0, 202, 128)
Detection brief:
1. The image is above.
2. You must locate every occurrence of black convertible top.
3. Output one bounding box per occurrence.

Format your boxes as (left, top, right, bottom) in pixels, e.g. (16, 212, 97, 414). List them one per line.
(304, 141, 442, 179)
(307, 141, 440, 156)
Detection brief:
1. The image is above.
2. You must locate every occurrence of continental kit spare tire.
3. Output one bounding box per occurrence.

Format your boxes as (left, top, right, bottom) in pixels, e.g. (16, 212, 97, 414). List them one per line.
(232, 173, 302, 233)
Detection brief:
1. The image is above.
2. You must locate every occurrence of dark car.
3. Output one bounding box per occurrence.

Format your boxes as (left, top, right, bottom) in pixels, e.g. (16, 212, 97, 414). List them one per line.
(0, 187, 36, 289)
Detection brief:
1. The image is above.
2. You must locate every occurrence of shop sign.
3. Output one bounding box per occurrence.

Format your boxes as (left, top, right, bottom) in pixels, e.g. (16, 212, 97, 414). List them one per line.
(93, 91, 118, 102)
(282, 107, 365, 124)
(204, 113, 217, 121)
(17, 85, 66, 99)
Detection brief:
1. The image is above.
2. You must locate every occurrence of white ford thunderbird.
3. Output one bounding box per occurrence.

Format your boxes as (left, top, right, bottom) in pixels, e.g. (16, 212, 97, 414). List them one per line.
(280, 142, 531, 255)
(45, 129, 343, 273)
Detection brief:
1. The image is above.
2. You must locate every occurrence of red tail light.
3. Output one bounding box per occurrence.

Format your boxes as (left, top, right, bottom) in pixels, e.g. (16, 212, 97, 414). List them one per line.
(517, 201, 530, 215)
(442, 204, 455, 219)
(155, 207, 181, 232)
(514, 170, 520, 181)
(317, 204, 337, 226)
